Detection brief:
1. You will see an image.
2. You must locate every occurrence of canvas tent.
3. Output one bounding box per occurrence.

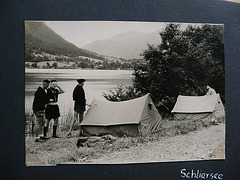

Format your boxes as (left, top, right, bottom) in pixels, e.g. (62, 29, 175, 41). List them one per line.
(171, 94, 225, 121)
(80, 93, 162, 136)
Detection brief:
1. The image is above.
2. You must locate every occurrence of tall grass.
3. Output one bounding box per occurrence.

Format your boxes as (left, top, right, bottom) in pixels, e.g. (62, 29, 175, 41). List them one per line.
(60, 108, 81, 132)
(25, 103, 80, 135)
(25, 111, 35, 135)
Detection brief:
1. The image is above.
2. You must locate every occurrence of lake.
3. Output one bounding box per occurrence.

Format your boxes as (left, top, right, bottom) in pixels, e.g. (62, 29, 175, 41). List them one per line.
(25, 69, 133, 120)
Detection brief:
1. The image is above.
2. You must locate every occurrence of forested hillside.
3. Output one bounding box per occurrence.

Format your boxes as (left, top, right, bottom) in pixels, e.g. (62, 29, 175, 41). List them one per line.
(25, 22, 104, 61)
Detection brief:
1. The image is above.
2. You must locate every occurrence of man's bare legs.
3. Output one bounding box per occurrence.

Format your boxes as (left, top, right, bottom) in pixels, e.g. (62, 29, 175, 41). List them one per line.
(68, 111, 84, 137)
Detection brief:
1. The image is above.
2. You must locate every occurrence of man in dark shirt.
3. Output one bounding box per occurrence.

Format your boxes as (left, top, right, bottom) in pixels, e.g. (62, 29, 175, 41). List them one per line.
(44, 79, 64, 138)
(32, 79, 50, 142)
(68, 79, 89, 137)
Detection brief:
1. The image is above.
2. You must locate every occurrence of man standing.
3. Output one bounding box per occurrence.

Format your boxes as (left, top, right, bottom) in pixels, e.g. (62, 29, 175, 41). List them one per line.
(68, 79, 88, 137)
(44, 79, 64, 138)
(206, 85, 217, 95)
(32, 79, 50, 142)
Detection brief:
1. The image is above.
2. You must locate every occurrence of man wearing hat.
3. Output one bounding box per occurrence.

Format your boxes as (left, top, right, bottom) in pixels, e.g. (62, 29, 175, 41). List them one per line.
(32, 79, 50, 142)
(67, 79, 88, 137)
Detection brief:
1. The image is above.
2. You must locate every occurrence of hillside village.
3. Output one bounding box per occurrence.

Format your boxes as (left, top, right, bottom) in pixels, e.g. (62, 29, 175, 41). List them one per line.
(25, 22, 144, 70)
(25, 51, 139, 70)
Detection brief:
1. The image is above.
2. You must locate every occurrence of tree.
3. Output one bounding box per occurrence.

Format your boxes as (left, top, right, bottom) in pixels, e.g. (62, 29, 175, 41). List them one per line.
(134, 23, 225, 115)
(31, 62, 38, 68)
(52, 62, 58, 69)
(46, 62, 50, 68)
(25, 63, 30, 68)
(80, 62, 88, 69)
(103, 85, 140, 102)
(104, 23, 225, 117)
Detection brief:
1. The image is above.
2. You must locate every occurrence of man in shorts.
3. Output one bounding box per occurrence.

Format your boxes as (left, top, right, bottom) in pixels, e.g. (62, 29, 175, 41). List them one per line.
(44, 79, 64, 138)
(32, 79, 50, 142)
(68, 79, 89, 137)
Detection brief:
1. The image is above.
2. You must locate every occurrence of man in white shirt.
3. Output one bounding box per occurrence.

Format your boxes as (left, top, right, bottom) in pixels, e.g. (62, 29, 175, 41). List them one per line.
(206, 85, 217, 95)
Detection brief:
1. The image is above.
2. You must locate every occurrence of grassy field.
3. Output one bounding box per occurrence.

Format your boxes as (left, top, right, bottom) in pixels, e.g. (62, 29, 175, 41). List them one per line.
(25, 110, 221, 165)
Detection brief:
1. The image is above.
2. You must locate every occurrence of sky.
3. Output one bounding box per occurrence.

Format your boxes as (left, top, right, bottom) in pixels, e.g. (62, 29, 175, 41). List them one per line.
(44, 21, 213, 48)
(45, 21, 169, 48)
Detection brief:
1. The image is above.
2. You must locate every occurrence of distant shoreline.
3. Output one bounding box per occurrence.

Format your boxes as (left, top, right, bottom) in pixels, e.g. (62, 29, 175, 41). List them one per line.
(25, 68, 133, 73)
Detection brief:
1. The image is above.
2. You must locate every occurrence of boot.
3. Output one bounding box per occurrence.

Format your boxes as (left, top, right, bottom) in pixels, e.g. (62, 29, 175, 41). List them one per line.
(52, 125, 60, 138)
(40, 127, 50, 140)
(44, 126, 48, 136)
(79, 126, 83, 137)
(35, 138, 46, 142)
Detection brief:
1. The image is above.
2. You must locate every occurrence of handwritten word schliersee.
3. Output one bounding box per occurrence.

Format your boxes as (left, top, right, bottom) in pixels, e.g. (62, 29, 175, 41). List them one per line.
(181, 168, 223, 179)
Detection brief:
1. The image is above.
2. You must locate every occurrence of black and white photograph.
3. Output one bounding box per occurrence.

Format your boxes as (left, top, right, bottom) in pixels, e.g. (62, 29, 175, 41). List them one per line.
(25, 21, 225, 165)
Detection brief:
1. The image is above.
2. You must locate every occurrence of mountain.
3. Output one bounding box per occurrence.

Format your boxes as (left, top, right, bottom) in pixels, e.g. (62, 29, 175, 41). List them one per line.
(82, 30, 162, 59)
(25, 22, 105, 61)
(25, 22, 137, 69)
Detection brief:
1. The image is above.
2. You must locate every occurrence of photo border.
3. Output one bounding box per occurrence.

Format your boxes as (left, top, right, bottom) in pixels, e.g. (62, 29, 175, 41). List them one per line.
(1, 0, 240, 179)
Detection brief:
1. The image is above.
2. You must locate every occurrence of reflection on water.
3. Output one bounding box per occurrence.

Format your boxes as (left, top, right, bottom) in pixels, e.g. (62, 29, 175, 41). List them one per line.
(25, 69, 133, 117)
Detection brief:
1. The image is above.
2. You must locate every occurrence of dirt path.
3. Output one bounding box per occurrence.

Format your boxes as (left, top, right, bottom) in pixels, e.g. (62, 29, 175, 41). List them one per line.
(25, 124, 225, 165)
(89, 124, 225, 164)
(26, 148, 44, 165)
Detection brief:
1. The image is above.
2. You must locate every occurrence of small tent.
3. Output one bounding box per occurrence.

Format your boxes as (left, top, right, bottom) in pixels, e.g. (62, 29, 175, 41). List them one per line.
(171, 94, 225, 121)
(80, 93, 162, 136)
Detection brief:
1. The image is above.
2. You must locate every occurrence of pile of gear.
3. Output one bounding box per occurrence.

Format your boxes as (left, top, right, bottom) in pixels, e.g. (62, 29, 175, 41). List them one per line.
(76, 134, 116, 148)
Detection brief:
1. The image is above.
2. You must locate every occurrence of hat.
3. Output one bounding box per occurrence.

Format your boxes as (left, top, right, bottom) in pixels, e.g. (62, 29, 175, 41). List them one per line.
(77, 79, 86, 83)
(43, 79, 50, 83)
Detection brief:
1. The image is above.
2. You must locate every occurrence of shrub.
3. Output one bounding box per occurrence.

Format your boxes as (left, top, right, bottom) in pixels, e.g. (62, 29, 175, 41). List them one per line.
(103, 85, 142, 102)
